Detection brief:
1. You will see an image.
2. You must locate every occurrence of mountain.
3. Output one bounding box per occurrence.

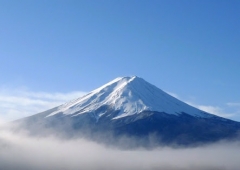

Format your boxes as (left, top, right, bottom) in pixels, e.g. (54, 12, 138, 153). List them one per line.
(17, 76, 240, 147)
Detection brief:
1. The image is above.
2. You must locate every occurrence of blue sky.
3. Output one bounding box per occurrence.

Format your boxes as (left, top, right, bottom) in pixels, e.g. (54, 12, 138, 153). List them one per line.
(0, 0, 240, 122)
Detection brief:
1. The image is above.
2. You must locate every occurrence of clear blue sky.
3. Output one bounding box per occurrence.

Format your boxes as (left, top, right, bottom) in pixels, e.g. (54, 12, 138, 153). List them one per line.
(0, 0, 240, 122)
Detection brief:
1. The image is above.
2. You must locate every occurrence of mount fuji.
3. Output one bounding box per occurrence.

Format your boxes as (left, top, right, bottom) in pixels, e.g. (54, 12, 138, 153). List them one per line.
(17, 76, 240, 146)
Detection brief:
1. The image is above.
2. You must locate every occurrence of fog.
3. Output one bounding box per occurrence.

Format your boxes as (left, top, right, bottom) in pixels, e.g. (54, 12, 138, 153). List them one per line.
(0, 124, 240, 170)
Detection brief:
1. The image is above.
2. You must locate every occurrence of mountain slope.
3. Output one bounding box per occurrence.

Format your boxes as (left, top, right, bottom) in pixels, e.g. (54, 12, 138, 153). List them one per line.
(17, 76, 240, 146)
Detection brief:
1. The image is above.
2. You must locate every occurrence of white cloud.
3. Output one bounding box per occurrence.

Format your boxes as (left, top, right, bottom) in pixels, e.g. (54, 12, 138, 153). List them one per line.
(186, 102, 235, 118)
(166, 91, 235, 119)
(227, 102, 240, 107)
(0, 88, 86, 122)
(0, 127, 240, 170)
(165, 91, 180, 99)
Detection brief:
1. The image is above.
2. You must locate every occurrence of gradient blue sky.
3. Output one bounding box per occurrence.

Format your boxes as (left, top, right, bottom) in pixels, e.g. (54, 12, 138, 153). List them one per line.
(0, 0, 240, 122)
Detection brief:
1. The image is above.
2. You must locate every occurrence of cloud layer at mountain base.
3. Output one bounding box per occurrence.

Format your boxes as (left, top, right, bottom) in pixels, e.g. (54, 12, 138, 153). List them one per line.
(0, 126, 240, 170)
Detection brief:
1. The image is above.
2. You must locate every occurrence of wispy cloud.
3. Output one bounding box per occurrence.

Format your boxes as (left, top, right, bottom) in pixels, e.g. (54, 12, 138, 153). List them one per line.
(0, 88, 86, 122)
(166, 91, 180, 99)
(227, 102, 240, 107)
(166, 91, 236, 119)
(186, 102, 235, 118)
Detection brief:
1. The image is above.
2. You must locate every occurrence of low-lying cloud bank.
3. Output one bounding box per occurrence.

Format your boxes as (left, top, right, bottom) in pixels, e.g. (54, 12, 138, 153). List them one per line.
(0, 124, 240, 170)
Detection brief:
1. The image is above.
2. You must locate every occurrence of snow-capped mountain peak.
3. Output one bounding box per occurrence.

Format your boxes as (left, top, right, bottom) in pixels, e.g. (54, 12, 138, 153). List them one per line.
(19, 76, 240, 147)
(47, 76, 213, 119)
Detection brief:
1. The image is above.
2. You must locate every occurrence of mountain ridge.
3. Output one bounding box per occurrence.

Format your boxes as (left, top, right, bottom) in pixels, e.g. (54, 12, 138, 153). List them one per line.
(16, 76, 240, 147)
(46, 76, 214, 120)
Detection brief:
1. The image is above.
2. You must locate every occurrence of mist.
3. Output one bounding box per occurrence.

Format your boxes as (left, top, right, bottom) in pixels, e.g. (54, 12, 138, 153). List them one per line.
(0, 124, 240, 170)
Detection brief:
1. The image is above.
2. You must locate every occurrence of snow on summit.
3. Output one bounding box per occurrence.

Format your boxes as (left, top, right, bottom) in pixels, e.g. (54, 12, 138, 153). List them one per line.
(47, 76, 213, 119)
